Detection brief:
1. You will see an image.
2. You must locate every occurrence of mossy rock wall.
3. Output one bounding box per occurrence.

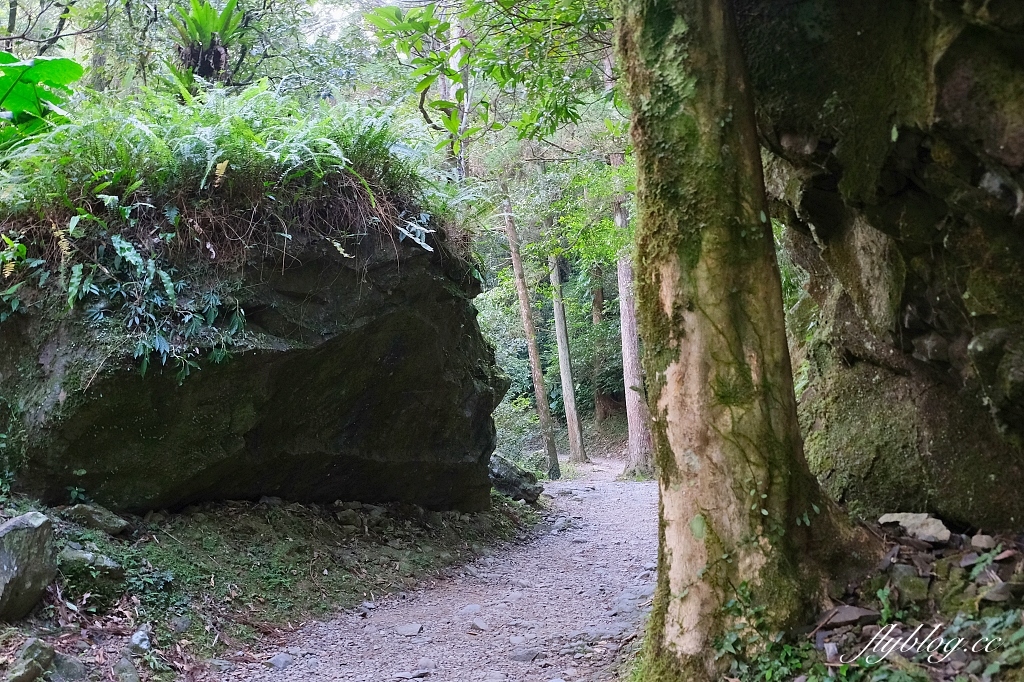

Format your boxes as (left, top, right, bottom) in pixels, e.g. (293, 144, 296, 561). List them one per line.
(0, 235, 509, 512)
(737, 0, 1024, 528)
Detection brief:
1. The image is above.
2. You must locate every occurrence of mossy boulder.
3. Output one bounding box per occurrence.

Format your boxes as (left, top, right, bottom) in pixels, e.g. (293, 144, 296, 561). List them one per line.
(58, 546, 126, 608)
(0, 234, 508, 512)
(800, 342, 1024, 527)
(7, 638, 55, 682)
(63, 504, 129, 536)
(0, 512, 58, 621)
(488, 454, 542, 504)
(889, 564, 930, 607)
(738, 0, 1024, 528)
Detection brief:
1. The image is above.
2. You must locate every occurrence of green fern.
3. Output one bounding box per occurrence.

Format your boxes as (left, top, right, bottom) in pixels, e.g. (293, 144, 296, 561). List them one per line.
(169, 0, 244, 50)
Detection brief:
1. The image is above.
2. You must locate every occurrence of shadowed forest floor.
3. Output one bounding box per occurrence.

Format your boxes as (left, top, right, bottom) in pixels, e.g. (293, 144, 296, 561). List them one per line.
(224, 458, 657, 682)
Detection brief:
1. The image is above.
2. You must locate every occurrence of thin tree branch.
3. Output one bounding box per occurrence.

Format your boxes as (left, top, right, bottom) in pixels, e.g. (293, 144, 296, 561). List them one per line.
(36, 0, 74, 55)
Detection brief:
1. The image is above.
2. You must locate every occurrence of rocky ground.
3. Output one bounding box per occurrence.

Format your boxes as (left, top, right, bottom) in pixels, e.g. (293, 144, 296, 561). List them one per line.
(222, 457, 658, 682)
(1, 479, 545, 682)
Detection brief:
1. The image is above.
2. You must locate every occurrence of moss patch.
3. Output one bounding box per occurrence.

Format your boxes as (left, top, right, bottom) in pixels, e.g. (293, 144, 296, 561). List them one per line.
(801, 363, 932, 518)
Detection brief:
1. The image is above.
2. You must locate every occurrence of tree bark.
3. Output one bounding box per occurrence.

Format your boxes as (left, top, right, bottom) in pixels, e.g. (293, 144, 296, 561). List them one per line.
(618, 0, 857, 677)
(591, 265, 616, 423)
(549, 255, 587, 463)
(611, 153, 655, 478)
(5, 0, 16, 51)
(89, 24, 109, 91)
(503, 195, 560, 480)
(603, 55, 655, 476)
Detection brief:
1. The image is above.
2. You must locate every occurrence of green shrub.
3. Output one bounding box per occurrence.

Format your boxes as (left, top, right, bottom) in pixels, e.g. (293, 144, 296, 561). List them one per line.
(0, 83, 436, 376)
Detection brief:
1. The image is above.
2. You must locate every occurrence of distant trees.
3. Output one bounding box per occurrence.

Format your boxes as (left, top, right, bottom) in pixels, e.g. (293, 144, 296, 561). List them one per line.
(549, 253, 587, 464)
(502, 195, 561, 480)
(370, 0, 656, 473)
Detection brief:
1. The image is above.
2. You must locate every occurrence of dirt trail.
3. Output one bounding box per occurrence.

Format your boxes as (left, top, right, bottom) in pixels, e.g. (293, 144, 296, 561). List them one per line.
(226, 457, 658, 682)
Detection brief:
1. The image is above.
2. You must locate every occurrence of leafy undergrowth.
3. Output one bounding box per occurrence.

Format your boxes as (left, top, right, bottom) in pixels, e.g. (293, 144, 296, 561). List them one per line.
(1, 491, 540, 679)
(584, 413, 630, 460)
(0, 83, 440, 379)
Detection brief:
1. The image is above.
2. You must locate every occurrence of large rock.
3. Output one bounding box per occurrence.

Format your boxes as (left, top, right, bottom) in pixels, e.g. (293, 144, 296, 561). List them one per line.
(58, 547, 126, 607)
(737, 0, 1024, 528)
(0, 512, 58, 621)
(63, 504, 129, 536)
(878, 513, 951, 544)
(968, 328, 1024, 436)
(0, 236, 508, 512)
(489, 455, 543, 503)
(6, 638, 55, 682)
(112, 658, 141, 682)
(50, 652, 87, 682)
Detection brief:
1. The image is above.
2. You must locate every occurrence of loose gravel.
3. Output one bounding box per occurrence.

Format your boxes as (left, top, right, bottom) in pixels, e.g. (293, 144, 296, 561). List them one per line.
(224, 457, 658, 682)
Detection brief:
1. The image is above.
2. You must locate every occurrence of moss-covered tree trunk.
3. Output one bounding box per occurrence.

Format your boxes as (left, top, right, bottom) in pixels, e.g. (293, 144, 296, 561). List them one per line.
(503, 197, 560, 479)
(618, 0, 847, 676)
(611, 152, 655, 478)
(604, 55, 656, 477)
(550, 255, 588, 463)
(617, 254, 655, 477)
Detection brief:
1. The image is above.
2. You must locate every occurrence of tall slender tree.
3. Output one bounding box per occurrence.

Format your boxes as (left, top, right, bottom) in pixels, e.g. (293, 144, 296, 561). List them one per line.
(610, 150, 655, 478)
(549, 254, 588, 463)
(617, 0, 859, 677)
(503, 195, 561, 480)
(590, 264, 617, 422)
(603, 56, 655, 477)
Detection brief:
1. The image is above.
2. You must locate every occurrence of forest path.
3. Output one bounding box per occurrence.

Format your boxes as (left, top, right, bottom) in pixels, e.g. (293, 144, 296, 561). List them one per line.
(226, 457, 658, 682)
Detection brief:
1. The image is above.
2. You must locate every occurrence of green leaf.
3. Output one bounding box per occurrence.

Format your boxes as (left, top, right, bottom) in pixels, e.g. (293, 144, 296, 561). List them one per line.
(225, 11, 243, 39)
(158, 269, 177, 305)
(409, 63, 436, 78)
(441, 110, 460, 135)
(218, 0, 238, 35)
(67, 215, 83, 238)
(110, 235, 145, 271)
(67, 263, 83, 309)
(429, 99, 458, 110)
(2, 282, 24, 298)
(365, 13, 396, 31)
(168, 14, 191, 43)
(0, 53, 83, 127)
(415, 73, 439, 93)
